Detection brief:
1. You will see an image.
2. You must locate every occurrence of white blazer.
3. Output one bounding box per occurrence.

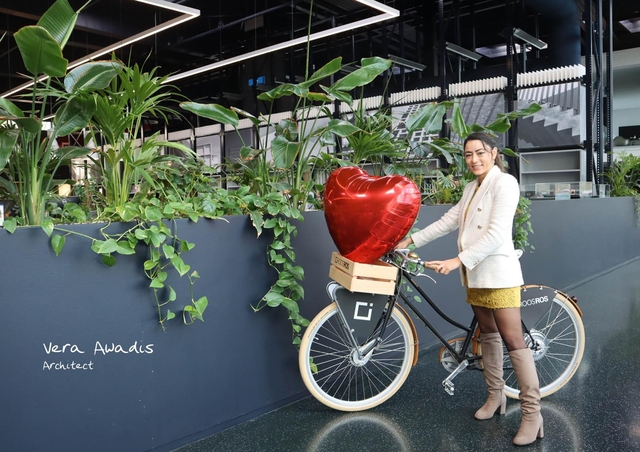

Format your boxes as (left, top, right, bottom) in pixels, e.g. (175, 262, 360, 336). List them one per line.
(411, 165, 524, 289)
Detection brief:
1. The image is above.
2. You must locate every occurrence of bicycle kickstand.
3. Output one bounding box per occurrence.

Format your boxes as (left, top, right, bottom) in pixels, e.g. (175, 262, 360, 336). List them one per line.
(442, 359, 469, 395)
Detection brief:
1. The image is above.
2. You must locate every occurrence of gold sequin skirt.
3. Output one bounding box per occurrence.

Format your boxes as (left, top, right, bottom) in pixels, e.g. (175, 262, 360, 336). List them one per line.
(466, 286, 521, 309)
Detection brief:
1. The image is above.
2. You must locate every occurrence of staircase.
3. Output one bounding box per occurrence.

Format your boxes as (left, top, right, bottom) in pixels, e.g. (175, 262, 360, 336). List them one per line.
(517, 82, 583, 149)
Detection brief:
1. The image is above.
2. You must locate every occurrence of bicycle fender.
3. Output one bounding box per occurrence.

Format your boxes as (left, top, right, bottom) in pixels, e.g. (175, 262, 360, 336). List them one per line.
(555, 289, 583, 317)
(394, 304, 420, 367)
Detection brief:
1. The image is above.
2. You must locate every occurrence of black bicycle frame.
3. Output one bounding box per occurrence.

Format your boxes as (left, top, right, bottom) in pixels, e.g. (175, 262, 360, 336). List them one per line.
(397, 270, 481, 363)
(363, 263, 535, 366)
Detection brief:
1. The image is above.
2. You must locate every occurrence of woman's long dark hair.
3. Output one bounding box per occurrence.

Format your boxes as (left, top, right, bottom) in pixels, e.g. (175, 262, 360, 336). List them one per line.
(463, 132, 506, 173)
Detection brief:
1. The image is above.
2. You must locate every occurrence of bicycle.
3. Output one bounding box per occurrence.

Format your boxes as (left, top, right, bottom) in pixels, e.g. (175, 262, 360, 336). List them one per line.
(299, 249, 585, 412)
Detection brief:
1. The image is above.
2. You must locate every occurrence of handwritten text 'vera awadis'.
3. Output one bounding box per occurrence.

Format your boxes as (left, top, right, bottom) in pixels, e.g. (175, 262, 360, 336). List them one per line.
(42, 341, 155, 356)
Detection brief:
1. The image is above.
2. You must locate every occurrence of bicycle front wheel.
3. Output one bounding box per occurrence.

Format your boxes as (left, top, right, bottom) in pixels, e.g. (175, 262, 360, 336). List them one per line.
(503, 287, 585, 399)
(299, 303, 415, 411)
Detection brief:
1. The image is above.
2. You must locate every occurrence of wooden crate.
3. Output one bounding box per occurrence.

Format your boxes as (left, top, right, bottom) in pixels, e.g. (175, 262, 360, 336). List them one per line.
(329, 252, 398, 295)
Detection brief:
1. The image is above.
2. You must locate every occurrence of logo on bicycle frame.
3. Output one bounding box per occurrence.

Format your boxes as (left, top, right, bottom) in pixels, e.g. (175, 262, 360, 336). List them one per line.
(354, 302, 375, 321)
(333, 290, 387, 339)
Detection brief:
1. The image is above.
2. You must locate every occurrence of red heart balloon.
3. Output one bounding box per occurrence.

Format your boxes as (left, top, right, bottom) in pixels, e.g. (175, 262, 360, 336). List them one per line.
(324, 166, 421, 264)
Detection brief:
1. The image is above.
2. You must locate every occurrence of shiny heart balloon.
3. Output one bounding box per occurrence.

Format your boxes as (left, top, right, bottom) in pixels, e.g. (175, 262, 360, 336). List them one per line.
(324, 166, 421, 263)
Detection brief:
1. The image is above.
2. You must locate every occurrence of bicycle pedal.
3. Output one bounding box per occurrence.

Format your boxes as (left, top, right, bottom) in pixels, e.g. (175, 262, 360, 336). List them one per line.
(442, 380, 455, 395)
(466, 360, 482, 371)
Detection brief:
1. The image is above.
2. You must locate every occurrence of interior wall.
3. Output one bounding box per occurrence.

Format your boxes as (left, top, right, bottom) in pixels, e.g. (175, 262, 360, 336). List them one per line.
(612, 106, 640, 138)
(611, 49, 640, 139)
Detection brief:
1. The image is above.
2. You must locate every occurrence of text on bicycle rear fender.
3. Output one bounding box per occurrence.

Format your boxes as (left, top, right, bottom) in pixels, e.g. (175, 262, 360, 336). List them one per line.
(519, 286, 559, 326)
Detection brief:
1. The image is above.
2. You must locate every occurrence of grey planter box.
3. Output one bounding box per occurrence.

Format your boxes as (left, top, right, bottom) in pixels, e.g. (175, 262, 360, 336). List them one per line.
(1, 197, 638, 452)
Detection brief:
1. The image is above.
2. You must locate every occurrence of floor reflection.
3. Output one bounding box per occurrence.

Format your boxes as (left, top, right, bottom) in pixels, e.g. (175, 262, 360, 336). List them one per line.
(306, 412, 411, 452)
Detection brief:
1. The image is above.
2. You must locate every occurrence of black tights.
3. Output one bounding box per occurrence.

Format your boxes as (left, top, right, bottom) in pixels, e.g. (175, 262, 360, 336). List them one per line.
(472, 305, 527, 352)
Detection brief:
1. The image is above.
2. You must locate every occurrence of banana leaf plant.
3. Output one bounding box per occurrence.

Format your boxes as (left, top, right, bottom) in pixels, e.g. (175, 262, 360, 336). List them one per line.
(339, 105, 408, 176)
(181, 56, 392, 210)
(0, 0, 122, 227)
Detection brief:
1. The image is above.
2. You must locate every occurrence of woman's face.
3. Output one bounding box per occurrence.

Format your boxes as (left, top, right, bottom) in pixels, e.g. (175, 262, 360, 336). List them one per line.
(464, 140, 496, 182)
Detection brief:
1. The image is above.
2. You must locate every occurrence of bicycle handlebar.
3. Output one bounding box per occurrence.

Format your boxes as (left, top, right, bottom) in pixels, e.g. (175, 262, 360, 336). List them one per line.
(390, 248, 439, 272)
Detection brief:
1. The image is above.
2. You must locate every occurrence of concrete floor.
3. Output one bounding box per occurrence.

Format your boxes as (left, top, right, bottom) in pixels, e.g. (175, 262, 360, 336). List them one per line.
(173, 258, 640, 452)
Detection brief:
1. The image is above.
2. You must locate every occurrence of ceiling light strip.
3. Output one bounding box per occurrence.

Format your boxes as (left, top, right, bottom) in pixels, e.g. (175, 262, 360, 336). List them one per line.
(1, 0, 200, 99)
(1, 76, 49, 99)
(354, 0, 399, 16)
(165, 5, 400, 84)
(68, 15, 197, 70)
(133, 0, 200, 16)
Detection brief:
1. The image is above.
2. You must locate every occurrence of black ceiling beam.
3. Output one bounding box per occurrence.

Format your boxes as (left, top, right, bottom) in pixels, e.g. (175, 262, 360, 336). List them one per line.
(168, 2, 294, 51)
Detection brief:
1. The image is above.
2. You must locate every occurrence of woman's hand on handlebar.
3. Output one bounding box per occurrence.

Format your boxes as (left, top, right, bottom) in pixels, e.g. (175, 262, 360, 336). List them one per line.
(425, 257, 461, 275)
(395, 237, 413, 250)
(392, 247, 435, 272)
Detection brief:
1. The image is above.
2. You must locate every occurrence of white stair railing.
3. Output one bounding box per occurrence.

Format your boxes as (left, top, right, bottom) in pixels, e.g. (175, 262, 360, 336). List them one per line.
(517, 65, 585, 87)
(449, 76, 508, 97)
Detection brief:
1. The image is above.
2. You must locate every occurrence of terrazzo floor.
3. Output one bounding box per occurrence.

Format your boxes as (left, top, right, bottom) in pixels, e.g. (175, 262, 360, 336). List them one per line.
(173, 259, 640, 452)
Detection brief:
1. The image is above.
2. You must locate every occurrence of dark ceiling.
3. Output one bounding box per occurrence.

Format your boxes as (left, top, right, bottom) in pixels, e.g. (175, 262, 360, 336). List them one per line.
(1, 0, 639, 111)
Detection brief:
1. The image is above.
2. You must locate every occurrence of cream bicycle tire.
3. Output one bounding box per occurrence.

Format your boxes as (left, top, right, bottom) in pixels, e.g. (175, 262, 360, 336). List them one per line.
(299, 303, 415, 411)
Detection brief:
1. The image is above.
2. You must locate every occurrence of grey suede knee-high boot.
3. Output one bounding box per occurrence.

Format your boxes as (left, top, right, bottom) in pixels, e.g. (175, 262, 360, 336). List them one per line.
(475, 332, 507, 420)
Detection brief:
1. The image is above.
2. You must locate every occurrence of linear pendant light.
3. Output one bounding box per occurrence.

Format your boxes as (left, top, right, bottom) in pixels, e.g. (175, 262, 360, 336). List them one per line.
(164, 0, 400, 84)
(1, 0, 200, 99)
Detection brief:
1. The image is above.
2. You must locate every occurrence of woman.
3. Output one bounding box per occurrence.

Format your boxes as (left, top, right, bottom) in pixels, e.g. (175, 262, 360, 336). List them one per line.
(396, 132, 542, 446)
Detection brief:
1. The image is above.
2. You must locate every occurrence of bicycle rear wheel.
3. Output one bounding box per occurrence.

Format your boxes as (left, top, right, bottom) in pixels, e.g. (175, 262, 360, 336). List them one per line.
(503, 287, 585, 399)
(299, 303, 415, 411)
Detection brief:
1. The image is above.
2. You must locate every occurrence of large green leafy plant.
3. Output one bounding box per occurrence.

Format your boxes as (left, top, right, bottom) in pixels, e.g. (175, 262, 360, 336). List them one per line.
(0, 0, 122, 227)
(604, 153, 640, 227)
(181, 57, 392, 345)
(338, 104, 408, 176)
(0, 0, 214, 330)
(44, 64, 216, 329)
(182, 56, 391, 210)
(87, 63, 192, 210)
(605, 153, 640, 197)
